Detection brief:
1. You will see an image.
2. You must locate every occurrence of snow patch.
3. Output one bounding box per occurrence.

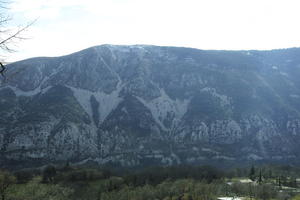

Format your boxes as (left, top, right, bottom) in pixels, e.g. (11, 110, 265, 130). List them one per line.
(3, 85, 51, 97)
(70, 87, 93, 118)
(212, 155, 235, 160)
(247, 154, 263, 160)
(280, 72, 289, 76)
(69, 85, 123, 123)
(137, 88, 190, 131)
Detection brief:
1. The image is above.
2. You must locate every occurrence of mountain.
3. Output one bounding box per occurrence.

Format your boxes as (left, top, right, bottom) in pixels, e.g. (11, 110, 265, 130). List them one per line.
(1, 45, 300, 168)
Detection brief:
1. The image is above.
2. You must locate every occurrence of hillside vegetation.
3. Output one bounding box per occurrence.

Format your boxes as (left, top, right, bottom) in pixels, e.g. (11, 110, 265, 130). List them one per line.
(1, 164, 300, 200)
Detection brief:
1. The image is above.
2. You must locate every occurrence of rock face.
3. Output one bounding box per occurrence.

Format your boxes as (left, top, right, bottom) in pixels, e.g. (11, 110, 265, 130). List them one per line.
(1, 45, 300, 167)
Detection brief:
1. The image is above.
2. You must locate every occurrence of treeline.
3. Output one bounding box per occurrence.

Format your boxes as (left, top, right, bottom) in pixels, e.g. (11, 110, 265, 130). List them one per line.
(1, 164, 300, 200)
(9, 163, 300, 186)
(227, 164, 300, 178)
(123, 165, 224, 186)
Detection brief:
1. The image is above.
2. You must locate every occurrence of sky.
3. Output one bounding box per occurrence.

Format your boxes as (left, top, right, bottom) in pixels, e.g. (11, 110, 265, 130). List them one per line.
(3, 0, 300, 62)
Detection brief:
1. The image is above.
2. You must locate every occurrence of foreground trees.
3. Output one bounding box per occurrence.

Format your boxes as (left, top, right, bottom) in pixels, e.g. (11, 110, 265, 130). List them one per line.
(0, 170, 16, 200)
(9, 178, 73, 200)
(42, 165, 57, 183)
(0, 164, 300, 199)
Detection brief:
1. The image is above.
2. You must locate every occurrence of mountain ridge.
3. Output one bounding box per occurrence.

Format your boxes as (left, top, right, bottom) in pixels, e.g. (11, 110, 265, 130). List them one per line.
(1, 44, 300, 168)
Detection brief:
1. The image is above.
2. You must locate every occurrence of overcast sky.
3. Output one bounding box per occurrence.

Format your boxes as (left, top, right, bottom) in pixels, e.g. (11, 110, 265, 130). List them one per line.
(4, 0, 300, 62)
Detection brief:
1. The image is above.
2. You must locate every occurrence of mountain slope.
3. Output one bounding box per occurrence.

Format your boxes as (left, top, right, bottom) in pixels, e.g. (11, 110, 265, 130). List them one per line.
(1, 45, 300, 167)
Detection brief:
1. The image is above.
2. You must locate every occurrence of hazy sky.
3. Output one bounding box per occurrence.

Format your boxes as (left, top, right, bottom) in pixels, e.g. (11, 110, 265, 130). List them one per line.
(4, 0, 300, 61)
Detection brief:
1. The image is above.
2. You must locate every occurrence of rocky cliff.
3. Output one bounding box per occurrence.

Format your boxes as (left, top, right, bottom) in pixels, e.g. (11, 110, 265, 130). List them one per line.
(1, 45, 300, 168)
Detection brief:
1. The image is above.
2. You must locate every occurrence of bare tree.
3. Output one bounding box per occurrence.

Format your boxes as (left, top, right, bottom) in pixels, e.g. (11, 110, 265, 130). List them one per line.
(0, 1, 35, 81)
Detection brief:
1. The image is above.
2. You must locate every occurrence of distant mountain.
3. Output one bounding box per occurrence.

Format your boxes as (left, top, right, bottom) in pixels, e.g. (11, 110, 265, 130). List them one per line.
(1, 45, 300, 168)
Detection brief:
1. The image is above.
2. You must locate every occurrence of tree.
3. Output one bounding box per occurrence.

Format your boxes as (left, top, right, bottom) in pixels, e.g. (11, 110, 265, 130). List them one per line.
(258, 169, 263, 184)
(9, 180, 73, 200)
(0, 170, 16, 200)
(249, 165, 256, 181)
(14, 170, 33, 184)
(288, 176, 297, 188)
(277, 176, 282, 188)
(42, 165, 57, 183)
(0, 1, 34, 81)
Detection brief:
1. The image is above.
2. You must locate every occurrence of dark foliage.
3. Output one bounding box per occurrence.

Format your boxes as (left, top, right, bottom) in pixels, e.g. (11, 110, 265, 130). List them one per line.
(123, 165, 224, 187)
(42, 165, 57, 183)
